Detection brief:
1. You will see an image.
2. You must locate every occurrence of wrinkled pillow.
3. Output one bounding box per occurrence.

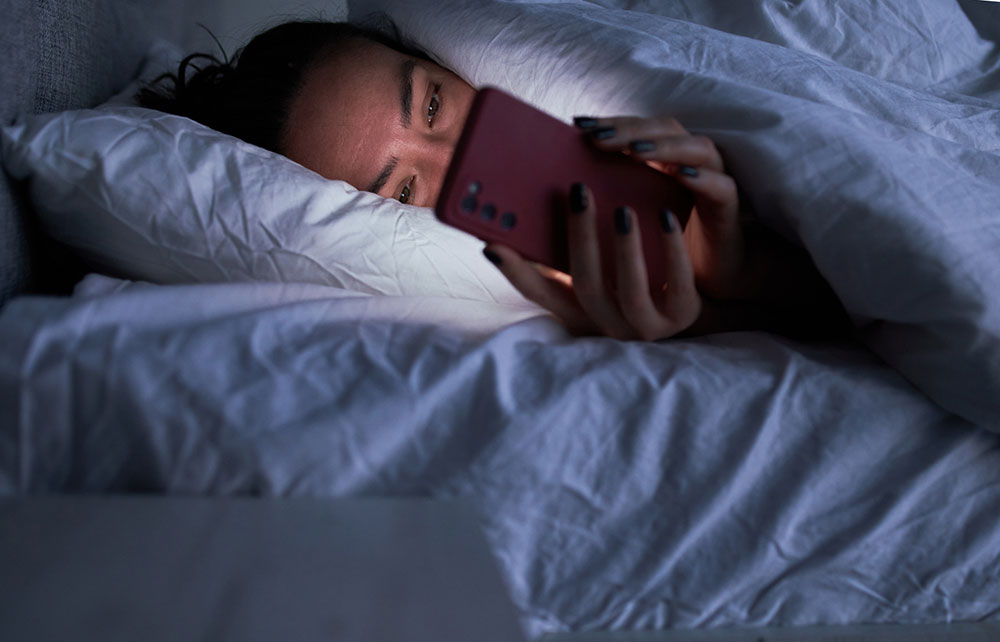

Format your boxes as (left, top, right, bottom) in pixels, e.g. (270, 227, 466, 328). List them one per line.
(0, 106, 529, 306)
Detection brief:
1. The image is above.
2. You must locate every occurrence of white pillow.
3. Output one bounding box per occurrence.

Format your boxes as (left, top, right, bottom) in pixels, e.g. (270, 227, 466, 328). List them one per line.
(351, 0, 1000, 429)
(0, 104, 530, 306)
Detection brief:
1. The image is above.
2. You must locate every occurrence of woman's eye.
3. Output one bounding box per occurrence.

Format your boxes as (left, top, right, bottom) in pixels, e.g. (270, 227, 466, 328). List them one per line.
(398, 182, 412, 204)
(427, 85, 441, 125)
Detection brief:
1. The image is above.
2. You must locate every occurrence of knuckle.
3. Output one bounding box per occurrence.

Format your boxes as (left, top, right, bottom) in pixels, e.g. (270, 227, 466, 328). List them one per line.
(661, 116, 682, 130)
(721, 178, 738, 200)
(621, 289, 649, 313)
(613, 123, 638, 142)
(611, 329, 634, 341)
(638, 325, 665, 342)
(626, 317, 663, 341)
(693, 135, 716, 154)
(618, 304, 661, 341)
(514, 273, 555, 305)
(683, 296, 703, 325)
(573, 279, 605, 301)
(712, 177, 738, 204)
(521, 283, 551, 306)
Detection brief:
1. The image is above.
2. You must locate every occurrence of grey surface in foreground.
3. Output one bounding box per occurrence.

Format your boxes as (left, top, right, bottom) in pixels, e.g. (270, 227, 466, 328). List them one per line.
(0, 496, 527, 642)
(540, 621, 1000, 642)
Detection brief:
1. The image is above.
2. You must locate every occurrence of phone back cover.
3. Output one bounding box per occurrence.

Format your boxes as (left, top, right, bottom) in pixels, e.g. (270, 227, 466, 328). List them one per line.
(436, 87, 693, 289)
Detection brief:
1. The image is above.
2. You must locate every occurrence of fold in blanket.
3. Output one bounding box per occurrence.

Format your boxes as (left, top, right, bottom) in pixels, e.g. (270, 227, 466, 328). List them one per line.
(0, 276, 997, 638)
(355, 0, 1000, 427)
(2, 1, 1000, 639)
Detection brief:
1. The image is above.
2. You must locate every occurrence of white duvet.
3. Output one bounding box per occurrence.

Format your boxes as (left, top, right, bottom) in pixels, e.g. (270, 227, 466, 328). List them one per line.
(354, 0, 1000, 429)
(2, 0, 1000, 638)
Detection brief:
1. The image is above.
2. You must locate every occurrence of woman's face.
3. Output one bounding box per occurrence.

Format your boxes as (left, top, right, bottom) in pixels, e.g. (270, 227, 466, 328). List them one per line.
(283, 37, 476, 209)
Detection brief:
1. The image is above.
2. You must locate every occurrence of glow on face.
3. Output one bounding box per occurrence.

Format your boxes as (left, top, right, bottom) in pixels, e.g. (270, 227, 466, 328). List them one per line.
(283, 38, 476, 208)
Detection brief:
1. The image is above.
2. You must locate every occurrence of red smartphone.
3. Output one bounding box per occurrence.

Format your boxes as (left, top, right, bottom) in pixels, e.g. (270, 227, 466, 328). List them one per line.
(435, 87, 694, 289)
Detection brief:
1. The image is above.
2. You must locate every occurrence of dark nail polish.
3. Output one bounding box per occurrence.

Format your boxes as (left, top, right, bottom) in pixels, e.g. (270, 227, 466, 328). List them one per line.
(679, 165, 699, 178)
(660, 208, 675, 233)
(615, 207, 631, 235)
(569, 182, 588, 214)
(573, 116, 599, 129)
(483, 248, 502, 266)
(591, 126, 616, 140)
(629, 140, 656, 153)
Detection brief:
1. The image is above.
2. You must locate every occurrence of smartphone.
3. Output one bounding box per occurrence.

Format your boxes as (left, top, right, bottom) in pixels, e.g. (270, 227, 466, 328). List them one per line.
(435, 87, 694, 289)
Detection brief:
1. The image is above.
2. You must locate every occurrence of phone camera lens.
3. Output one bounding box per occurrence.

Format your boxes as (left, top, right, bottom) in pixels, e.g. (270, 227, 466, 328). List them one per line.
(467, 181, 481, 195)
(481, 203, 497, 221)
(500, 212, 517, 229)
(461, 195, 478, 213)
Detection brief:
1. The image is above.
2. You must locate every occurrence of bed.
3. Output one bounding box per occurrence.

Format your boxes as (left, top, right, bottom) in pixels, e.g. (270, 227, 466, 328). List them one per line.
(2, 0, 999, 640)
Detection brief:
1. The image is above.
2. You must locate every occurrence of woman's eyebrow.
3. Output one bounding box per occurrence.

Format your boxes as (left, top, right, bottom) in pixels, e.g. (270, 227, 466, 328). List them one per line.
(365, 155, 399, 194)
(364, 60, 416, 195)
(398, 59, 416, 128)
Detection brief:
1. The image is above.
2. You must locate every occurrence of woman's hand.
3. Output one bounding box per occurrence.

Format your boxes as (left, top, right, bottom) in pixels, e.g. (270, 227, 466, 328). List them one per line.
(484, 115, 852, 341)
(580, 115, 752, 300)
(483, 182, 702, 341)
(481, 114, 754, 341)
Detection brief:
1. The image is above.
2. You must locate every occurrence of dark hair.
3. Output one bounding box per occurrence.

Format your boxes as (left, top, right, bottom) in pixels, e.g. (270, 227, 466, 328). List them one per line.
(136, 18, 427, 154)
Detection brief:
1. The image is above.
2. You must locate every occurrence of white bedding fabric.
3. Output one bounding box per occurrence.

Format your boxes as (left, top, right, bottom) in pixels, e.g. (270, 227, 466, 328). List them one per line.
(1, 275, 998, 638)
(3, 0, 1000, 638)
(0, 42, 532, 307)
(0, 108, 533, 305)
(352, 0, 1000, 429)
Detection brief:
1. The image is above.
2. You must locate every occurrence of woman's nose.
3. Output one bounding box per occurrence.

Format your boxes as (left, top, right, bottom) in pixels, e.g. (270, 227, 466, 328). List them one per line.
(420, 134, 458, 207)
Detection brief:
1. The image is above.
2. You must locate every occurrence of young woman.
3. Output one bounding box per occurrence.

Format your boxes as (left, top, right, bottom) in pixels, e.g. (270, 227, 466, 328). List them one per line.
(139, 20, 849, 341)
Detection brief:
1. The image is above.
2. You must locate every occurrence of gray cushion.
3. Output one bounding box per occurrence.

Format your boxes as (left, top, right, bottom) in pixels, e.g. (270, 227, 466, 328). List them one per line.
(0, 0, 219, 307)
(0, 0, 39, 305)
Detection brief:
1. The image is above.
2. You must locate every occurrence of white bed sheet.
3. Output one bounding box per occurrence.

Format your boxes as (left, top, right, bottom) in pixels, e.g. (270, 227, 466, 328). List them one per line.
(0, 276, 998, 638)
(2, 0, 1000, 638)
(356, 0, 1000, 428)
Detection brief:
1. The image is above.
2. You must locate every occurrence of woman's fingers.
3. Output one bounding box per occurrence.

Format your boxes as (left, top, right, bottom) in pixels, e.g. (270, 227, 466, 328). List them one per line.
(670, 166, 745, 298)
(483, 183, 703, 342)
(482, 244, 596, 335)
(611, 206, 660, 339)
(575, 116, 725, 173)
(565, 183, 635, 339)
(574, 114, 688, 141)
(609, 204, 701, 338)
(575, 116, 732, 212)
(576, 114, 749, 300)
(656, 209, 702, 329)
(667, 165, 739, 218)
(631, 137, 730, 180)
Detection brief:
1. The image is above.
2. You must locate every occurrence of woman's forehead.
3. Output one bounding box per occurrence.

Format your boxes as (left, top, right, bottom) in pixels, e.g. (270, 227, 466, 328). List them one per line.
(282, 38, 407, 183)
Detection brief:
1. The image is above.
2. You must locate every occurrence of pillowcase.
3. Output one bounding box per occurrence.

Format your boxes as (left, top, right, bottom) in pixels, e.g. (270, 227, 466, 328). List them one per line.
(0, 97, 529, 307)
(350, 0, 1000, 429)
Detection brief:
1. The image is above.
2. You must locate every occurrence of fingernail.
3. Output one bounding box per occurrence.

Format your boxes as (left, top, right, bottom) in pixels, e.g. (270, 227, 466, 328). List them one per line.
(569, 182, 588, 214)
(629, 139, 656, 153)
(660, 208, 675, 233)
(591, 126, 616, 140)
(614, 206, 631, 235)
(573, 116, 599, 129)
(679, 165, 699, 177)
(483, 248, 502, 266)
